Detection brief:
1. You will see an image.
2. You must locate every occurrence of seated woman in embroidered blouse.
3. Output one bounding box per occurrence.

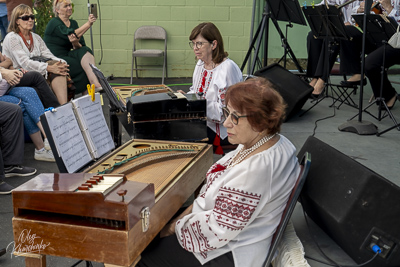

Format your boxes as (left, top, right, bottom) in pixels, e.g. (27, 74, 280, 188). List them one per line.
(137, 77, 300, 267)
(178, 22, 243, 154)
(3, 4, 69, 105)
(43, 0, 101, 94)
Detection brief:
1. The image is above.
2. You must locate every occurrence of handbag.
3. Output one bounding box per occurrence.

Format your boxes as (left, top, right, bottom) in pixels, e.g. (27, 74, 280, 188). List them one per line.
(388, 26, 400, 49)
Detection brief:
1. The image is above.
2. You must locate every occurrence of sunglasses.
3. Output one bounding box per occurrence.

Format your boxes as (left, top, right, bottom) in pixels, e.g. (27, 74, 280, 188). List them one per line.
(222, 107, 248, 125)
(18, 15, 35, 21)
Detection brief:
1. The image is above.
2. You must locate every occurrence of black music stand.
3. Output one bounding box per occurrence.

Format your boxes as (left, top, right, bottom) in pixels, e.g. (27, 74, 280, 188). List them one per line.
(241, 0, 306, 74)
(90, 63, 128, 146)
(346, 15, 399, 132)
(300, 4, 348, 116)
(267, 0, 307, 69)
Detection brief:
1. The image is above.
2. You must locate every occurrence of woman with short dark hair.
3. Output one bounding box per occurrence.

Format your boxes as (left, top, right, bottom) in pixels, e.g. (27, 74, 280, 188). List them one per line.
(137, 77, 300, 267)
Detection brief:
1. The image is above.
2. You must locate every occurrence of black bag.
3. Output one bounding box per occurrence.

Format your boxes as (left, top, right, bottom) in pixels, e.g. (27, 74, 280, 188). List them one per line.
(30, 56, 52, 62)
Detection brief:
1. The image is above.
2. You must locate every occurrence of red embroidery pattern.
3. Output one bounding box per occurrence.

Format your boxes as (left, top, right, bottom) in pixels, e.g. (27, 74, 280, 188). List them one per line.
(196, 69, 213, 97)
(219, 87, 227, 105)
(200, 161, 228, 198)
(213, 187, 261, 231)
(178, 220, 216, 257)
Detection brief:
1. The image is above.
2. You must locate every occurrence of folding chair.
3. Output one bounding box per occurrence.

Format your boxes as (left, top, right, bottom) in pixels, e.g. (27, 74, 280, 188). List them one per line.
(263, 152, 311, 267)
(130, 25, 167, 84)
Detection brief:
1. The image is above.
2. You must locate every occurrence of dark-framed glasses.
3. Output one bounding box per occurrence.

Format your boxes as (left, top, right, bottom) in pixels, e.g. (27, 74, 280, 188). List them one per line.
(189, 41, 210, 49)
(18, 15, 35, 21)
(222, 107, 248, 125)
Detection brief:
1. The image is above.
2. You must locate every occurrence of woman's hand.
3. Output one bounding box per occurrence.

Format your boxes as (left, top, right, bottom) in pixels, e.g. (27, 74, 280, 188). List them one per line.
(88, 14, 97, 26)
(357, 1, 365, 13)
(159, 222, 176, 238)
(1, 69, 22, 86)
(47, 61, 69, 76)
(160, 204, 193, 238)
(380, 0, 393, 14)
(68, 33, 82, 49)
(177, 90, 186, 94)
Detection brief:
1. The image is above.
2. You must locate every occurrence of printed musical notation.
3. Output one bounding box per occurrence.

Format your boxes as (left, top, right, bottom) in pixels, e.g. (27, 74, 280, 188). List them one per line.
(72, 93, 115, 158)
(43, 94, 115, 173)
(44, 103, 92, 173)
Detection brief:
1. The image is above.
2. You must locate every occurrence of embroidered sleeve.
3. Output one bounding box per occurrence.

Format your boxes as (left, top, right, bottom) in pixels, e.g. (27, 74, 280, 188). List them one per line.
(176, 186, 261, 254)
(206, 59, 242, 122)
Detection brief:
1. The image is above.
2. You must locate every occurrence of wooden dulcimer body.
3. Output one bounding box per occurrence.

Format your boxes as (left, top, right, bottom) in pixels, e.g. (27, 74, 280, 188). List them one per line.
(12, 139, 213, 266)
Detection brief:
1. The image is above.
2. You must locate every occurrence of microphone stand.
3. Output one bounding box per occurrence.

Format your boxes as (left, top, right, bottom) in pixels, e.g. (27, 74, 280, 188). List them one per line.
(87, 0, 94, 50)
(338, 0, 378, 135)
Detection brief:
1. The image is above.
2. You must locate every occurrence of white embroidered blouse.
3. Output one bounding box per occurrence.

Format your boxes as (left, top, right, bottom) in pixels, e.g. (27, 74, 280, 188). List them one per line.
(175, 134, 300, 267)
(188, 58, 242, 140)
(2, 32, 65, 77)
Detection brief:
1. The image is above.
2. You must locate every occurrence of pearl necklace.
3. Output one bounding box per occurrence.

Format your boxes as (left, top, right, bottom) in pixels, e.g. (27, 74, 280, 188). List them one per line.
(227, 133, 277, 168)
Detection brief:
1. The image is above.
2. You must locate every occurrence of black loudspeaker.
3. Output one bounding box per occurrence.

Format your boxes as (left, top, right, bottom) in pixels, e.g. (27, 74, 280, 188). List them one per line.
(298, 136, 400, 267)
(253, 63, 313, 121)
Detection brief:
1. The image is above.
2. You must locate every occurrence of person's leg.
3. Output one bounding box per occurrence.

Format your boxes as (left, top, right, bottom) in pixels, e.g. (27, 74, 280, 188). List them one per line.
(0, 101, 24, 166)
(137, 235, 234, 267)
(0, 146, 15, 194)
(18, 71, 60, 108)
(306, 31, 323, 80)
(6, 87, 54, 161)
(81, 52, 101, 89)
(365, 44, 400, 105)
(50, 76, 68, 105)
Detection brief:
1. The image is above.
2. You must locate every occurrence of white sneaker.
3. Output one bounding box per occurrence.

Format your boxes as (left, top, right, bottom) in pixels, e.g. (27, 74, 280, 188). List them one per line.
(44, 138, 51, 150)
(34, 148, 55, 162)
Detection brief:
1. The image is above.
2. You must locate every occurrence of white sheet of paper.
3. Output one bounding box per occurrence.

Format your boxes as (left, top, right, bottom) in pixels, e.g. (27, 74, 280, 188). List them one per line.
(44, 103, 92, 173)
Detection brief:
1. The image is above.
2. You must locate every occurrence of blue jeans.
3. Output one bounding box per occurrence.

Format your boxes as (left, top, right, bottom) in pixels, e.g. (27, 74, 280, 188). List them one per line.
(0, 87, 44, 135)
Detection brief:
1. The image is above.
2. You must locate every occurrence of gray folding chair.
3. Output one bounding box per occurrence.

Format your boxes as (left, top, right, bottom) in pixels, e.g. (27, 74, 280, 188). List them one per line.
(130, 25, 167, 84)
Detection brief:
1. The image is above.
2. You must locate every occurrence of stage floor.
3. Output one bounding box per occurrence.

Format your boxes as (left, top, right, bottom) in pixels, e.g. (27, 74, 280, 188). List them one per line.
(1, 74, 399, 267)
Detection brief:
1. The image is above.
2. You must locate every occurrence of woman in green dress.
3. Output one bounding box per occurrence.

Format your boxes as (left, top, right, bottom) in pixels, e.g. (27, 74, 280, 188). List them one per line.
(44, 0, 101, 94)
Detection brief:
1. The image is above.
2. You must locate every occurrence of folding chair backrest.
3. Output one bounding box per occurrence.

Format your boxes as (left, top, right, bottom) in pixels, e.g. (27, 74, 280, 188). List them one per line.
(263, 151, 311, 267)
(134, 26, 166, 40)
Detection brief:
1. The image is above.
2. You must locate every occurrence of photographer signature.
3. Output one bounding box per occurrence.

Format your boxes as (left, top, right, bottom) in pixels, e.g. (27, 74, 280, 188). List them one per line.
(7, 229, 50, 257)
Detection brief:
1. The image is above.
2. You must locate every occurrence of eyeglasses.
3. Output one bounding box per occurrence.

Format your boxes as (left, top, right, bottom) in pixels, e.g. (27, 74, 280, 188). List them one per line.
(18, 15, 35, 21)
(189, 41, 210, 49)
(222, 107, 248, 125)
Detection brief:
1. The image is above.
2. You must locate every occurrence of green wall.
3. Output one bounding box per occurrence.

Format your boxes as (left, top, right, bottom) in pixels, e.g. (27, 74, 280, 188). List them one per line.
(71, 0, 312, 79)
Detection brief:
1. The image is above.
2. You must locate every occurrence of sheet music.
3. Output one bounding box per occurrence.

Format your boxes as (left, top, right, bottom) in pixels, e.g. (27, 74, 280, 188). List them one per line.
(72, 94, 115, 158)
(44, 103, 93, 173)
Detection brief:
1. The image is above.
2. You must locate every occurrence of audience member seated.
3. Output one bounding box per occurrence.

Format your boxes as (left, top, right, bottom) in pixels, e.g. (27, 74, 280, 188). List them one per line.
(3, 4, 70, 105)
(137, 77, 300, 267)
(43, 0, 101, 95)
(0, 101, 37, 195)
(0, 68, 55, 162)
(178, 22, 242, 154)
(0, 52, 60, 108)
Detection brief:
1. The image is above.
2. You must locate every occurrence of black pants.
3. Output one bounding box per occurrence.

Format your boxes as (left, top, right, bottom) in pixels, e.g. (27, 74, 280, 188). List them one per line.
(339, 25, 377, 75)
(17, 71, 60, 108)
(306, 31, 339, 82)
(136, 235, 234, 267)
(365, 44, 400, 101)
(0, 101, 24, 180)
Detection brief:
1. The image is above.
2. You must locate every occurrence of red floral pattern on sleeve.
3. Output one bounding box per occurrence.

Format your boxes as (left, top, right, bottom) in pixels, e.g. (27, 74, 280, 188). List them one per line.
(213, 187, 261, 231)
